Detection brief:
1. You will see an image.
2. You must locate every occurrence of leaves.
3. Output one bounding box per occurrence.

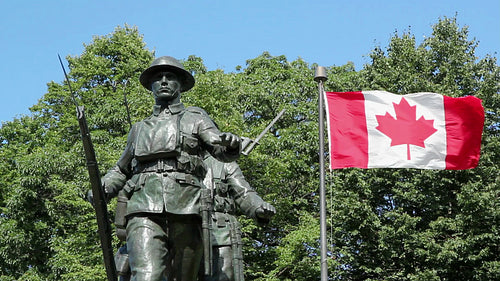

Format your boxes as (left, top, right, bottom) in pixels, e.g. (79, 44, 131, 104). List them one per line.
(0, 25, 148, 280)
(332, 16, 500, 281)
(0, 16, 499, 280)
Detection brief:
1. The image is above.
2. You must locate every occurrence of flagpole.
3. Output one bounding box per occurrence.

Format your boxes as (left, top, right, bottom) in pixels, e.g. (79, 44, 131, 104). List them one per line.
(314, 66, 328, 281)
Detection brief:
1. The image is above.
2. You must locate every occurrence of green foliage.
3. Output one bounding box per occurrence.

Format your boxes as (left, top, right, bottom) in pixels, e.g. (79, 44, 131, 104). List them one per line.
(329, 16, 500, 280)
(0, 16, 498, 280)
(0, 25, 153, 280)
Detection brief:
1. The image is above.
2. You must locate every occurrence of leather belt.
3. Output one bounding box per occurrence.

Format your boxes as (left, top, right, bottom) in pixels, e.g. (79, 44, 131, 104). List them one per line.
(133, 158, 178, 174)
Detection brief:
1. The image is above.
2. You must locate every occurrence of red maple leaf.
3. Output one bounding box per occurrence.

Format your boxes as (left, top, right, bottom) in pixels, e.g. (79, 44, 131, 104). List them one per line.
(375, 97, 437, 160)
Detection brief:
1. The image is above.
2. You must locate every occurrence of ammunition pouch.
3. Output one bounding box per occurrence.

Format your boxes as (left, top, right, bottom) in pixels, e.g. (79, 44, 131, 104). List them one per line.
(213, 181, 236, 214)
(181, 133, 200, 155)
(114, 245, 130, 277)
(114, 190, 129, 241)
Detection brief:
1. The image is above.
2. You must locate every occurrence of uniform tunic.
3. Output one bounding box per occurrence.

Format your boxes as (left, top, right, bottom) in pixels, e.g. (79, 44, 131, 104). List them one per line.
(203, 155, 269, 281)
(103, 102, 239, 215)
(102, 102, 240, 281)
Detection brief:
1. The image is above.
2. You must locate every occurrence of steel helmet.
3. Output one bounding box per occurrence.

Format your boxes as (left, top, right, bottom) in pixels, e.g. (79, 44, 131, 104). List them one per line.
(139, 56, 195, 92)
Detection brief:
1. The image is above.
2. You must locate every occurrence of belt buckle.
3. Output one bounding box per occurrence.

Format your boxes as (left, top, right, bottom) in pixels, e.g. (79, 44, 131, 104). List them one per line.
(159, 158, 176, 173)
(156, 159, 163, 172)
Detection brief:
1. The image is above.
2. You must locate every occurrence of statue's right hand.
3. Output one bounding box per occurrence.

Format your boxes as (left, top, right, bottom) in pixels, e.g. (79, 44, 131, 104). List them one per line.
(255, 202, 276, 220)
(86, 188, 114, 206)
(216, 132, 241, 150)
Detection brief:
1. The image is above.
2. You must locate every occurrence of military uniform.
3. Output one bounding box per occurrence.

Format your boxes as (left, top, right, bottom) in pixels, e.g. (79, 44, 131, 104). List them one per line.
(203, 154, 272, 281)
(102, 56, 241, 281)
(113, 154, 273, 281)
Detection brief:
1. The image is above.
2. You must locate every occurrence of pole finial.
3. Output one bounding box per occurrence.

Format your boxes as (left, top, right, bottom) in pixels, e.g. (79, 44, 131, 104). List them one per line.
(314, 66, 327, 82)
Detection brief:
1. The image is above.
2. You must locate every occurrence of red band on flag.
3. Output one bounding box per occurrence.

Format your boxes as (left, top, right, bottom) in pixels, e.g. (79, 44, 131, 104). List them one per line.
(324, 91, 368, 169)
(444, 96, 484, 169)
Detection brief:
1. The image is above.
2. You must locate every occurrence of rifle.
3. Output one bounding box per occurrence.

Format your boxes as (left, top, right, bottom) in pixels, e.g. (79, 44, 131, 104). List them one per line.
(121, 80, 132, 130)
(241, 109, 286, 156)
(58, 55, 118, 281)
(229, 220, 245, 281)
(201, 167, 214, 277)
(109, 80, 132, 130)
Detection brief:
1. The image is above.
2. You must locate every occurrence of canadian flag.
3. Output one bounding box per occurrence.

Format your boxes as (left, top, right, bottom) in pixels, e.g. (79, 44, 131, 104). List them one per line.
(324, 91, 484, 170)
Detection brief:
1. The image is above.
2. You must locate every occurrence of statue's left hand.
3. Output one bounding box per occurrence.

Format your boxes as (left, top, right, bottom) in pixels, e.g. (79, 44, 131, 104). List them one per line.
(256, 202, 276, 220)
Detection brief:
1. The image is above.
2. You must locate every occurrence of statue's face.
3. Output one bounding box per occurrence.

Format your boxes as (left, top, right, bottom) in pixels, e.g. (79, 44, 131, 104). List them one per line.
(151, 71, 181, 101)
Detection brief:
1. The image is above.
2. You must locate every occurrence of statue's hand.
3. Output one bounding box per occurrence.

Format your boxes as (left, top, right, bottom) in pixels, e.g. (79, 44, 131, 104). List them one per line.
(255, 202, 276, 220)
(215, 132, 241, 150)
(86, 186, 115, 206)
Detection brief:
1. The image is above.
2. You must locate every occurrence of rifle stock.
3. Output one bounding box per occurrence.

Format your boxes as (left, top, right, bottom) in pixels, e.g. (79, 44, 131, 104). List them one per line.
(58, 55, 117, 281)
(77, 106, 118, 281)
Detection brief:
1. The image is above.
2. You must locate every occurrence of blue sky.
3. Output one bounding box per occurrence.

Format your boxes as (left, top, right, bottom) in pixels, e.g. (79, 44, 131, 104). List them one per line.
(1, 0, 499, 123)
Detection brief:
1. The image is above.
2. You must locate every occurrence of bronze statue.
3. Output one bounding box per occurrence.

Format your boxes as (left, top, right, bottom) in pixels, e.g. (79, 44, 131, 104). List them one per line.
(101, 56, 242, 281)
(201, 152, 275, 281)
(113, 153, 276, 281)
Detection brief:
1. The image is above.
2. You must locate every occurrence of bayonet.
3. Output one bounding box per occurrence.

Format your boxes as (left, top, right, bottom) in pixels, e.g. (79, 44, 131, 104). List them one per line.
(122, 80, 132, 130)
(109, 80, 132, 130)
(58, 54, 118, 281)
(242, 108, 286, 156)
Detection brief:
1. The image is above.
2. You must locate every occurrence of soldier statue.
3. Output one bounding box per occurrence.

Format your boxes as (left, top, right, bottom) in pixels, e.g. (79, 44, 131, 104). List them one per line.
(114, 152, 276, 281)
(200, 152, 276, 281)
(101, 56, 242, 281)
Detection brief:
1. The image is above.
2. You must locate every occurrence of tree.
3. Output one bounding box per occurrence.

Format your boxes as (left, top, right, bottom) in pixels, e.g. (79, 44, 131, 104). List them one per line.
(0, 25, 153, 280)
(327, 16, 500, 280)
(184, 52, 339, 279)
(1, 16, 498, 281)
